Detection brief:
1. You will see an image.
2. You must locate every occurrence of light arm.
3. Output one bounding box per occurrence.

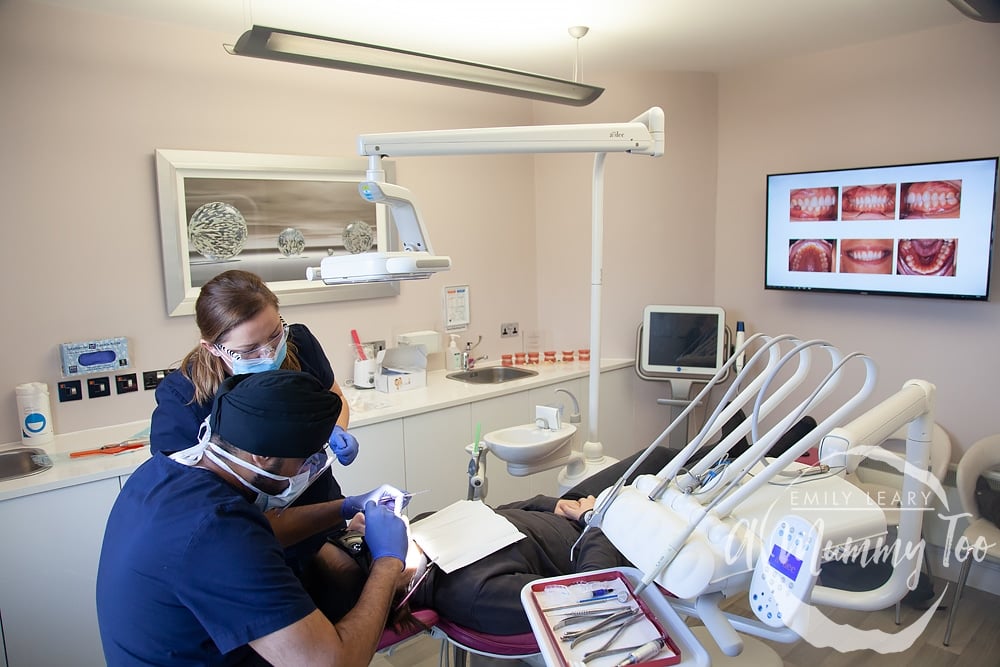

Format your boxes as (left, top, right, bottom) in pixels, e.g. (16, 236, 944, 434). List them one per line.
(358, 107, 665, 158)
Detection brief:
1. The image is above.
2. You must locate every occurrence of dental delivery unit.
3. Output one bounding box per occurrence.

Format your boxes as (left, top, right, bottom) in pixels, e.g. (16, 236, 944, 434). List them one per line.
(576, 333, 938, 658)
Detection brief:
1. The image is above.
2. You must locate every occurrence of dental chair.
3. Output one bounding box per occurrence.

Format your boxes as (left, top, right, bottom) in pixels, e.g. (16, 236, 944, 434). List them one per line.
(376, 608, 439, 654)
(429, 620, 541, 666)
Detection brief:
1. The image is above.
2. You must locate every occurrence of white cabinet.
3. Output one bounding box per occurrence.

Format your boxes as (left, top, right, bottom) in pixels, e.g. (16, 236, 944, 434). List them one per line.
(0, 477, 120, 667)
(401, 405, 472, 517)
(338, 420, 406, 497)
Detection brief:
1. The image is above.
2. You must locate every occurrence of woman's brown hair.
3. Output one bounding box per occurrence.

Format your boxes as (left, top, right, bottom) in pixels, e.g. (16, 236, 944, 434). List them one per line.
(179, 270, 301, 404)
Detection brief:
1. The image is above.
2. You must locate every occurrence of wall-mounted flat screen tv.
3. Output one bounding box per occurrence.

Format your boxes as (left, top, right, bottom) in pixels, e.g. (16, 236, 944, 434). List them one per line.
(765, 157, 998, 300)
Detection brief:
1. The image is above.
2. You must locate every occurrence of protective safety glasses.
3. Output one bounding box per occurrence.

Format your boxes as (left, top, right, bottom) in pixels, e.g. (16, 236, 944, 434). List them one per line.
(215, 317, 288, 361)
(273, 444, 335, 515)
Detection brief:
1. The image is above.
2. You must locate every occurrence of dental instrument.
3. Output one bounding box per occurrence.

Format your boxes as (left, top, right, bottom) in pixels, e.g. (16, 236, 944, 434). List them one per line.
(579, 611, 644, 656)
(540, 591, 629, 613)
(561, 608, 642, 648)
(613, 638, 666, 666)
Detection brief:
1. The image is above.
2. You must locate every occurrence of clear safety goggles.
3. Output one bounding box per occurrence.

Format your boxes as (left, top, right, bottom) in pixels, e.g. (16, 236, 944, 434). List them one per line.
(265, 442, 335, 515)
(215, 318, 288, 361)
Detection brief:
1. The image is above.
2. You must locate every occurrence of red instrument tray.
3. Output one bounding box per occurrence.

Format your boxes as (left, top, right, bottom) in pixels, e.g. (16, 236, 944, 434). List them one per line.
(527, 570, 681, 667)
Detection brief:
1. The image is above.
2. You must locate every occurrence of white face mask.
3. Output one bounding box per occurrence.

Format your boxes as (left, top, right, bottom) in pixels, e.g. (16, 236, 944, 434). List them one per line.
(171, 417, 332, 513)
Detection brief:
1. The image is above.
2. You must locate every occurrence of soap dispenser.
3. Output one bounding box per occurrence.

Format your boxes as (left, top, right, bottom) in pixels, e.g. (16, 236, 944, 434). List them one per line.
(446, 334, 462, 371)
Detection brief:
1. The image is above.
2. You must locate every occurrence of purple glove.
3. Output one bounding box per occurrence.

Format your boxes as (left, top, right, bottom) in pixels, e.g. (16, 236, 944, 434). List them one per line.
(330, 425, 359, 465)
(363, 500, 408, 564)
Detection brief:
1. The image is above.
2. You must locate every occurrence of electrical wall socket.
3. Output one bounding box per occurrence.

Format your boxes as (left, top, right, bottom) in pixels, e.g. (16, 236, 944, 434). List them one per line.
(501, 322, 520, 338)
(143, 369, 173, 391)
(87, 376, 112, 399)
(363, 340, 386, 353)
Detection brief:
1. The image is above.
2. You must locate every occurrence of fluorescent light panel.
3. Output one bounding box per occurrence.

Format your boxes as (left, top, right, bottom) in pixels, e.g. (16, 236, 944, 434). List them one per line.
(231, 25, 604, 106)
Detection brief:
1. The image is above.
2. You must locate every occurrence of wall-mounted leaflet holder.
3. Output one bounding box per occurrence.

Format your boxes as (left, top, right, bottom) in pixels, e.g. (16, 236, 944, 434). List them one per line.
(59, 337, 131, 377)
(444, 285, 471, 332)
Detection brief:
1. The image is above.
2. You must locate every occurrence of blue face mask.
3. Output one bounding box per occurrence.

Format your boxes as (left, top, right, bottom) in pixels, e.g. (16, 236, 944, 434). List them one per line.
(231, 339, 287, 374)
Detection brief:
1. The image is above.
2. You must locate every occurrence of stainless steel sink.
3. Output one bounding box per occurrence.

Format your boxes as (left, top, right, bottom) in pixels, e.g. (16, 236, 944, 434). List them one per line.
(0, 446, 53, 482)
(447, 366, 539, 384)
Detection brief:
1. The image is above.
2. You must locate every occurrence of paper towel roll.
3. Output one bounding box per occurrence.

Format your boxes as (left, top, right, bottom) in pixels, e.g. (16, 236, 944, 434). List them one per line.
(16, 382, 54, 446)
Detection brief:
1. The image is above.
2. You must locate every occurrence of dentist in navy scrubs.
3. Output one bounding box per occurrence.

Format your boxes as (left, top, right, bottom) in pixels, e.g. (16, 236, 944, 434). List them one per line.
(149, 269, 365, 621)
(98, 371, 411, 666)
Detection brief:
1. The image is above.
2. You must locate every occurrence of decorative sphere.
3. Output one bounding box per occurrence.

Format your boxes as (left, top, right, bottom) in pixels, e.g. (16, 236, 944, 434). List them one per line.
(188, 202, 247, 261)
(277, 227, 306, 257)
(343, 220, 375, 254)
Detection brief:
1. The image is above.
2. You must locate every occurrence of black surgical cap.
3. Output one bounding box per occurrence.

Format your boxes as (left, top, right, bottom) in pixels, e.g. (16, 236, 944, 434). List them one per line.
(209, 370, 341, 458)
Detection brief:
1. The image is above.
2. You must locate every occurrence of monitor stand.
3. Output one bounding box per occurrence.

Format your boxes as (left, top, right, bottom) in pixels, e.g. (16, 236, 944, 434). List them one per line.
(656, 378, 703, 450)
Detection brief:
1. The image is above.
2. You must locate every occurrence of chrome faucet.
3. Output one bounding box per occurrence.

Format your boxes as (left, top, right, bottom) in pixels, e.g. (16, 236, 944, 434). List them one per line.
(462, 336, 488, 370)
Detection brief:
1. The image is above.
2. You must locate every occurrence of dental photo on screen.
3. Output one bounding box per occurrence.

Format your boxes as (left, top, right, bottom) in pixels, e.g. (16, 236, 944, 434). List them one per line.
(765, 157, 997, 300)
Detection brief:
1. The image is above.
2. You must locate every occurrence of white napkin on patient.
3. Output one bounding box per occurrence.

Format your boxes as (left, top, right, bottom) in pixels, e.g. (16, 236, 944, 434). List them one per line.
(410, 500, 525, 573)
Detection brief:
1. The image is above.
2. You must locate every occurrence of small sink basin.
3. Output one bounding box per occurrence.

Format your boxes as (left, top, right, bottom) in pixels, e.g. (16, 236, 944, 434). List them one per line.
(0, 447, 53, 482)
(447, 366, 538, 384)
(483, 424, 576, 464)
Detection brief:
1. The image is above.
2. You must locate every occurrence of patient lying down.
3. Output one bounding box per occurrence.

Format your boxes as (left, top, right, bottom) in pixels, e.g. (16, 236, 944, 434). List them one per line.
(325, 446, 678, 637)
(406, 492, 631, 635)
(337, 416, 813, 637)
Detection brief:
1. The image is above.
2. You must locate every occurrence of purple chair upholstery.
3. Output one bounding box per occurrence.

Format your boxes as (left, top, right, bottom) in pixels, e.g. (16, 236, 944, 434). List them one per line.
(377, 608, 440, 652)
(433, 617, 539, 658)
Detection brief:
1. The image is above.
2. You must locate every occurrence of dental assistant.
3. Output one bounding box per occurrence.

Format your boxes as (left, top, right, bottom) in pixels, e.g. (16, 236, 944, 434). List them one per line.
(98, 371, 410, 666)
(150, 270, 361, 617)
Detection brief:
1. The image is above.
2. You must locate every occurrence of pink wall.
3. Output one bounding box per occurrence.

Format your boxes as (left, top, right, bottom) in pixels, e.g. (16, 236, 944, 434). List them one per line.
(715, 21, 1000, 456)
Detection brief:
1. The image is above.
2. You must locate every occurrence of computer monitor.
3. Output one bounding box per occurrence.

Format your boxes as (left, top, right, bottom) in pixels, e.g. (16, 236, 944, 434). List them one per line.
(638, 305, 726, 379)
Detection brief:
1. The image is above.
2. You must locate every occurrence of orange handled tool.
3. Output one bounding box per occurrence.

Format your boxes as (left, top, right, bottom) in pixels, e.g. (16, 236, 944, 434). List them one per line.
(70, 440, 148, 458)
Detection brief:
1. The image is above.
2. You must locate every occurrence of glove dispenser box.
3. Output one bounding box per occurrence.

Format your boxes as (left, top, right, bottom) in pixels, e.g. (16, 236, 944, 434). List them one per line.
(375, 345, 427, 393)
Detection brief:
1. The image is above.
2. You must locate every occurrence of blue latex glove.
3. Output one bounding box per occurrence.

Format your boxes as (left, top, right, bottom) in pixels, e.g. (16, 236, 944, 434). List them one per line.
(363, 500, 408, 565)
(342, 483, 409, 519)
(330, 425, 359, 465)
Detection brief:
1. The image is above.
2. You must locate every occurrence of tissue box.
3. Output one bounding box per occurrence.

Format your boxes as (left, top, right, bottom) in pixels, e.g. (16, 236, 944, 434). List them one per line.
(376, 345, 427, 393)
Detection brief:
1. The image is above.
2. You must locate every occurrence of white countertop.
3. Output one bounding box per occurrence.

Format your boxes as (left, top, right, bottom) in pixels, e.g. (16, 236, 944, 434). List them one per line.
(0, 359, 632, 502)
(344, 358, 631, 427)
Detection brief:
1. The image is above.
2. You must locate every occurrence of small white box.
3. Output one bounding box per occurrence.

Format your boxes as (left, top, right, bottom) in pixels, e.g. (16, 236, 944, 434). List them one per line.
(376, 346, 428, 393)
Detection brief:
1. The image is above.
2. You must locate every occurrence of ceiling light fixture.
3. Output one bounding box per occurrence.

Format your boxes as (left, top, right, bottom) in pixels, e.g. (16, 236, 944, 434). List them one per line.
(226, 25, 604, 106)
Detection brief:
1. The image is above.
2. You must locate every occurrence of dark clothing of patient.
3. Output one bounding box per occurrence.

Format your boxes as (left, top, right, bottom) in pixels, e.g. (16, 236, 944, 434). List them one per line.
(405, 414, 816, 635)
(409, 446, 678, 635)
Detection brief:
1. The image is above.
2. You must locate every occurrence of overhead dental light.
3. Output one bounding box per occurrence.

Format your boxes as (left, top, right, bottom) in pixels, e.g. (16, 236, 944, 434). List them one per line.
(226, 25, 604, 106)
(334, 108, 664, 475)
(305, 181, 451, 285)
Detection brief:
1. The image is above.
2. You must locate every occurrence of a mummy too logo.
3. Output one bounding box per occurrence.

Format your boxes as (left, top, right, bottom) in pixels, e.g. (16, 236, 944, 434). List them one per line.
(727, 445, 995, 653)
